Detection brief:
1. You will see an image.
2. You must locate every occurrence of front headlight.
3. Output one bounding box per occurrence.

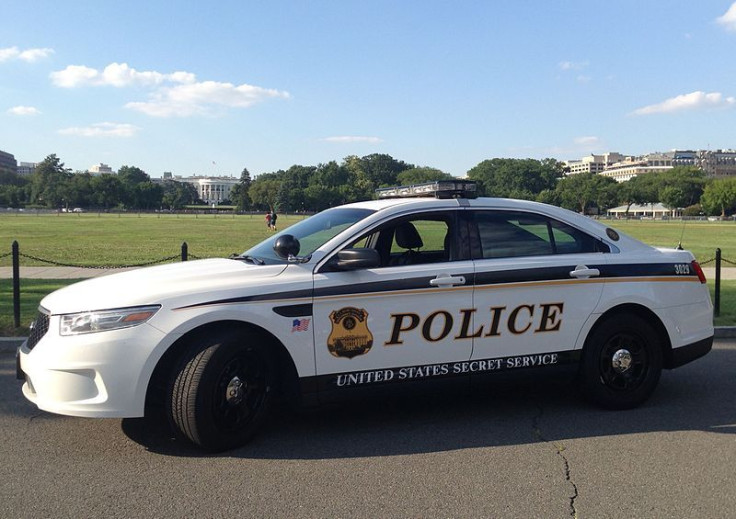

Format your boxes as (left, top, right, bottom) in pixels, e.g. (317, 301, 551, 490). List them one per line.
(59, 305, 161, 336)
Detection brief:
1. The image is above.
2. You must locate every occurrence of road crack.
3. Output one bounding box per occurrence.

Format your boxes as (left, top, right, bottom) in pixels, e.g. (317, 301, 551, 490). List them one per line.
(533, 403, 579, 518)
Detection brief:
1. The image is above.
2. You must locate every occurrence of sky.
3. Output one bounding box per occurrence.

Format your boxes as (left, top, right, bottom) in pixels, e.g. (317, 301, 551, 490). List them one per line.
(2, 1, 736, 179)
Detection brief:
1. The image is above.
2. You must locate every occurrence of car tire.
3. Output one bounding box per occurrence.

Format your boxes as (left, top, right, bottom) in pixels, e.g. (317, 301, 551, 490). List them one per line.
(579, 314, 663, 410)
(168, 329, 274, 451)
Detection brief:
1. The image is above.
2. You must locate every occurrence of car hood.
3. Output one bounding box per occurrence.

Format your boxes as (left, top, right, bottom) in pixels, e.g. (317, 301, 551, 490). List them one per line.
(41, 258, 289, 314)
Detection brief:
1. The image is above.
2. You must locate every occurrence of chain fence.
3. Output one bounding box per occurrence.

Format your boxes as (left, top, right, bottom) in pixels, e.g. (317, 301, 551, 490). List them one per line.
(15, 251, 184, 269)
(4, 241, 204, 328)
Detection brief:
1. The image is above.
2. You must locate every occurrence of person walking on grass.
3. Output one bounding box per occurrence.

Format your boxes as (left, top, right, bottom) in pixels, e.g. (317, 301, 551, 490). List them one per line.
(270, 209, 278, 231)
(265, 212, 272, 230)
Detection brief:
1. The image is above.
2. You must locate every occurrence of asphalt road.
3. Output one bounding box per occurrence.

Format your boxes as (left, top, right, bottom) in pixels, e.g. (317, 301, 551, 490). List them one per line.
(1, 341, 734, 518)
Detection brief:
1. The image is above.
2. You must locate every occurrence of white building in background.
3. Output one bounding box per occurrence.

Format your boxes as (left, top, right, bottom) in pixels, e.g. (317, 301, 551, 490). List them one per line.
(599, 153, 673, 182)
(88, 163, 114, 175)
(163, 174, 239, 204)
(565, 152, 624, 175)
(607, 203, 680, 218)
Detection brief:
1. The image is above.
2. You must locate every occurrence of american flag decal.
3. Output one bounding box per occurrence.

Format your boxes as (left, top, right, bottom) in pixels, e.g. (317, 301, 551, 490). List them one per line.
(292, 318, 310, 332)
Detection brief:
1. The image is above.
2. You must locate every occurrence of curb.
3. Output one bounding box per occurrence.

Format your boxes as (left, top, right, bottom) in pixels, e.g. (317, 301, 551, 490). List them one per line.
(3, 328, 736, 353)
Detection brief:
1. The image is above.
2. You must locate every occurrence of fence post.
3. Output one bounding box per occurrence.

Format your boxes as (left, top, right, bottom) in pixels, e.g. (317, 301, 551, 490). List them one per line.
(12, 240, 20, 328)
(181, 242, 188, 262)
(714, 248, 721, 317)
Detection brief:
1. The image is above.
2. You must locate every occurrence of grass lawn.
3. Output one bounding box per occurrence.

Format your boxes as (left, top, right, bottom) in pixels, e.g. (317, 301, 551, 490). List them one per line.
(0, 212, 305, 267)
(606, 219, 736, 265)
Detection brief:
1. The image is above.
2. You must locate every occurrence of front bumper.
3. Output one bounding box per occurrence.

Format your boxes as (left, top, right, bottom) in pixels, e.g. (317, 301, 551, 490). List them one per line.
(17, 317, 167, 418)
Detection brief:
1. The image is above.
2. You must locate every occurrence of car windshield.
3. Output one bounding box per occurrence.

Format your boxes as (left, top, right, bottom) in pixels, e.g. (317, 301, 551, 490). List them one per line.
(241, 207, 375, 264)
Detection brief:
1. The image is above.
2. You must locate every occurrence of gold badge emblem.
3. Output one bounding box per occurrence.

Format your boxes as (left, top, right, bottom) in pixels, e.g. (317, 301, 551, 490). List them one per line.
(328, 307, 373, 359)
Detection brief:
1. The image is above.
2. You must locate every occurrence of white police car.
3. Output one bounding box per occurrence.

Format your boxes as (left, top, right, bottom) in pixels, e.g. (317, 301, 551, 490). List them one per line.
(18, 181, 714, 451)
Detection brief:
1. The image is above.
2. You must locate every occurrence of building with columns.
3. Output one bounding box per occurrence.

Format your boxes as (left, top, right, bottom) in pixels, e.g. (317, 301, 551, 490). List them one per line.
(162, 173, 239, 204)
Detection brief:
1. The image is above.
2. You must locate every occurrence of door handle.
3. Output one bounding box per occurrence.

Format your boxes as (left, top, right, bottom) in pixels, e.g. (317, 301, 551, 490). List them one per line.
(430, 275, 466, 287)
(569, 265, 600, 279)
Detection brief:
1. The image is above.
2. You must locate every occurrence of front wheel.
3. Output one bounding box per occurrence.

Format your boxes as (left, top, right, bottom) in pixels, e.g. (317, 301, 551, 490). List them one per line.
(579, 314, 663, 410)
(167, 330, 274, 451)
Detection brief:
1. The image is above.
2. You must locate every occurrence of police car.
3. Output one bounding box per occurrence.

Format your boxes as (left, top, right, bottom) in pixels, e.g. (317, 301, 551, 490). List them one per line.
(18, 180, 714, 451)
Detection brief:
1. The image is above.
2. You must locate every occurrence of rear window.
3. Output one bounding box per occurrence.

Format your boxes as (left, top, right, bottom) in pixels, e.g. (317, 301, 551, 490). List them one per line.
(473, 211, 608, 259)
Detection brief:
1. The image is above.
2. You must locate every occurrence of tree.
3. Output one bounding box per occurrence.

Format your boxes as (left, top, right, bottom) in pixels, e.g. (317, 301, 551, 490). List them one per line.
(64, 173, 94, 208)
(133, 182, 164, 210)
(248, 176, 281, 211)
(467, 158, 563, 199)
(396, 167, 453, 185)
(276, 165, 316, 211)
(658, 167, 705, 209)
(701, 178, 736, 216)
(90, 174, 124, 209)
(230, 167, 253, 211)
(30, 154, 72, 208)
(359, 153, 413, 187)
(162, 180, 199, 209)
(117, 165, 150, 186)
(555, 173, 618, 214)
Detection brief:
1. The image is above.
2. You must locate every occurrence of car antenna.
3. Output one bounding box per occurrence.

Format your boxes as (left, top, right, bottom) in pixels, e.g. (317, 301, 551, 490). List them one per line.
(676, 213, 686, 250)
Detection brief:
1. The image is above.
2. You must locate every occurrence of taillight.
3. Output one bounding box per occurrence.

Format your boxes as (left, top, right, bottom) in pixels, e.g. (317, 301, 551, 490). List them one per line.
(691, 260, 706, 284)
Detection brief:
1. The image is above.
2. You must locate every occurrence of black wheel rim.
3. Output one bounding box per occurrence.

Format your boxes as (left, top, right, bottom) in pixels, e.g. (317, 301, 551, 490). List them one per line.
(212, 350, 267, 433)
(599, 332, 649, 391)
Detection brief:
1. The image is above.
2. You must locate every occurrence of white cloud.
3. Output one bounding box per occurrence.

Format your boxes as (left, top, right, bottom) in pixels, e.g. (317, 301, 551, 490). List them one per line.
(573, 136, 600, 146)
(632, 91, 736, 115)
(125, 81, 291, 117)
(58, 122, 140, 137)
(51, 62, 195, 88)
(51, 61, 289, 117)
(321, 136, 383, 144)
(716, 2, 736, 31)
(0, 46, 54, 62)
(7, 105, 41, 116)
(558, 60, 588, 71)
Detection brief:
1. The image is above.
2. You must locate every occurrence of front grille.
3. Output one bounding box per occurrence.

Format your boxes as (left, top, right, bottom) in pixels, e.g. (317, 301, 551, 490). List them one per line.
(27, 309, 50, 350)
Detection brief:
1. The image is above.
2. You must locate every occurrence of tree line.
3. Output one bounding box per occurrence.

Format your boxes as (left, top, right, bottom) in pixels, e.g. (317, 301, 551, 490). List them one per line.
(2, 153, 736, 216)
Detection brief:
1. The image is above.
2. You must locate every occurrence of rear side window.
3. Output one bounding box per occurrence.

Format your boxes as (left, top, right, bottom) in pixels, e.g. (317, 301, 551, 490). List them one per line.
(472, 211, 608, 259)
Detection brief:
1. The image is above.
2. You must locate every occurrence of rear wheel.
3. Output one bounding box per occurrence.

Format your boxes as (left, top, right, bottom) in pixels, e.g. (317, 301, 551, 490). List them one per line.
(168, 329, 274, 451)
(580, 314, 663, 410)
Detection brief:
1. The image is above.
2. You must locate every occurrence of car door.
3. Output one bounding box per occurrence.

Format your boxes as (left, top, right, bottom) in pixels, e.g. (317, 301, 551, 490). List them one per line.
(467, 209, 609, 368)
(311, 211, 475, 389)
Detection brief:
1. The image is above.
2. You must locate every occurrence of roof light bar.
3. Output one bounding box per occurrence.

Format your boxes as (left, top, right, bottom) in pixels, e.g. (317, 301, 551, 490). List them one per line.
(375, 180, 478, 199)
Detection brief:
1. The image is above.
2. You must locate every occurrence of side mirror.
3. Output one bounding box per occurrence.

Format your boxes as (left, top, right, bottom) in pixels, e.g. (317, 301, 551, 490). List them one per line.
(273, 234, 300, 259)
(334, 248, 381, 270)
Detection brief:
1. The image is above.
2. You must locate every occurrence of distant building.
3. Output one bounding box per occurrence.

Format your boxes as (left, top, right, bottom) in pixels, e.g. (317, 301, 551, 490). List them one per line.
(566, 149, 736, 182)
(599, 153, 674, 182)
(17, 162, 37, 176)
(565, 152, 624, 175)
(697, 149, 736, 178)
(88, 163, 114, 175)
(607, 203, 680, 218)
(162, 174, 239, 204)
(0, 149, 17, 173)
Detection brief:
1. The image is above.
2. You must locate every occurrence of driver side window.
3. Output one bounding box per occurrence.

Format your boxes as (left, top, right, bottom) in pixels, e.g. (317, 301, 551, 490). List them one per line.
(343, 214, 456, 268)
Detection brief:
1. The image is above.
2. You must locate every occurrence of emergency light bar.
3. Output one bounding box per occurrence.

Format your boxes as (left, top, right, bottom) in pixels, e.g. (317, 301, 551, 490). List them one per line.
(375, 180, 478, 199)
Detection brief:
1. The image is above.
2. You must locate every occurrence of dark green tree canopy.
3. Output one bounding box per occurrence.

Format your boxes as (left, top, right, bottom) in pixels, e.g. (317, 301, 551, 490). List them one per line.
(467, 158, 563, 199)
(117, 165, 150, 185)
(701, 177, 736, 217)
(30, 154, 72, 208)
(555, 173, 619, 214)
(396, 167, 452, 185)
